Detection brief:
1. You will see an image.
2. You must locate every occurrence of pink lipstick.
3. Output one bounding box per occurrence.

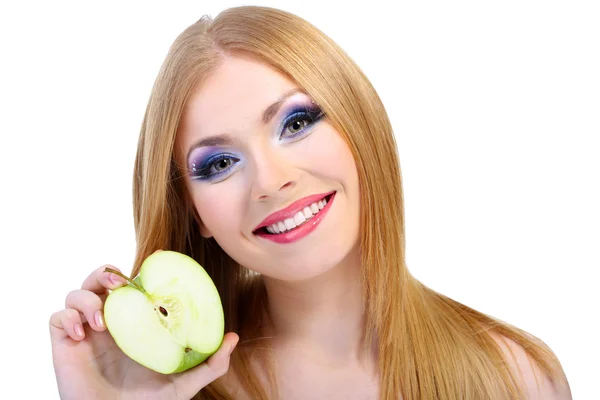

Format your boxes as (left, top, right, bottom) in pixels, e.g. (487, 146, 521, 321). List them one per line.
(254, 191, 336, 244)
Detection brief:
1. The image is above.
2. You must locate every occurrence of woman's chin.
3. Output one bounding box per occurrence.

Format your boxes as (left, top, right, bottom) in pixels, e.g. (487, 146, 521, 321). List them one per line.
(257, 246, 361, 283)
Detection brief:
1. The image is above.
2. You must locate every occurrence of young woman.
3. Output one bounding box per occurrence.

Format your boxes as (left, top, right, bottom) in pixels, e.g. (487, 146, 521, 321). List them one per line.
(49, 6, 571, 399)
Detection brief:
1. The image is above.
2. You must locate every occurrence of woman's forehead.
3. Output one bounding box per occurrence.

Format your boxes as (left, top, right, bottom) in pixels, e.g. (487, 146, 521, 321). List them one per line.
(178, 57, 309, 150)
(186, 58, 294, 120)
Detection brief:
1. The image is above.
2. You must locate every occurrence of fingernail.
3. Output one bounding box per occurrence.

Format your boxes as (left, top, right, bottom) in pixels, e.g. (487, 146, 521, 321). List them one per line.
(94, 310, 104, 328)
(109, 274, 125, 286)
(74, 323, 84, 338)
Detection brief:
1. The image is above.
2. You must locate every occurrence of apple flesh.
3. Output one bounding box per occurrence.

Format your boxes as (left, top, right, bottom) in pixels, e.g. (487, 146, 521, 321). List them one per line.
(103, 251, 224, 374)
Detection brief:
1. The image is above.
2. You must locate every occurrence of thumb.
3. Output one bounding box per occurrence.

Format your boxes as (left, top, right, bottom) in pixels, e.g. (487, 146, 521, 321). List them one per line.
(174, 332, 239, 398)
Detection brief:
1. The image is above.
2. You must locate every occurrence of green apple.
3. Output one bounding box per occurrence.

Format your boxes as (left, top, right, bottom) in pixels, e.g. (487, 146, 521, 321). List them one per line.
(103, 250, 224, 374)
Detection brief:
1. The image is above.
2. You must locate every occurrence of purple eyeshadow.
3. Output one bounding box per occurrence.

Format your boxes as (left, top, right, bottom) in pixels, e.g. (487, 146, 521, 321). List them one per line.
(188, 146, 219, 174)
(186, 96, 325, 182)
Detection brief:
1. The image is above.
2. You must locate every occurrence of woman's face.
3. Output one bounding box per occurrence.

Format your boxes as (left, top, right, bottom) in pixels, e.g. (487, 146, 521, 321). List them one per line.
(177, 56, 360, 281)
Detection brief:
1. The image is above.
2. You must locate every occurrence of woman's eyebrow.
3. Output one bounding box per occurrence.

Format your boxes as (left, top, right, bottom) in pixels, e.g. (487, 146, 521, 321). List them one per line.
(261, 87, 307, 124)
(186, 87, 308, 161)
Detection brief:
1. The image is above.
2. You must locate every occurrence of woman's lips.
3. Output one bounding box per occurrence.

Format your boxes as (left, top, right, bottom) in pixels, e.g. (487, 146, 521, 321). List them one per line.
(254, 192, 335, 244)
(253, 191, 336, 233)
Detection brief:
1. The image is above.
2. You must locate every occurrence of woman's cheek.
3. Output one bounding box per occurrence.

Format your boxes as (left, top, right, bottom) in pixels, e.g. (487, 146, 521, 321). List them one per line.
(193, 185, 244, 236)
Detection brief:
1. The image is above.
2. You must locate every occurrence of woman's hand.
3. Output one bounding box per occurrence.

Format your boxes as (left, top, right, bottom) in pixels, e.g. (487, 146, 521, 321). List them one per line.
(49, 264, 238, 400)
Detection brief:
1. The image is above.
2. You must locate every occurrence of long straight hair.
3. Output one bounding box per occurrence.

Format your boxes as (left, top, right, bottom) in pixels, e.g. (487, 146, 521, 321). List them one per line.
(131, 6, 565, 399)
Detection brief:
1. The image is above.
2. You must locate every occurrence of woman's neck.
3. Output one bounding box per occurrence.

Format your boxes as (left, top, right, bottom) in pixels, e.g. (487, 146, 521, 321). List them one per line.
(262, 245, 376, 367)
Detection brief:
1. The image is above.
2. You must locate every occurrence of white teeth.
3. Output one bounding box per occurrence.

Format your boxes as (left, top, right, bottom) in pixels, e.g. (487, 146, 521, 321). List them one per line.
(293, 212, 306, 225)
(265, 196, 330, 234)
(277, 221, 286, 232)
(303, 207, 312, 219)
(284, 218, 295, 230)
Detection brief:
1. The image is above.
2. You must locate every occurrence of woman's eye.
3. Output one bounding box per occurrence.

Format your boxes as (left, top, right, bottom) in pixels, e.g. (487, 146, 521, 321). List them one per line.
(214, 158, 233, 171)
(280, 107, 325, 140)
(191, 154, 240, 182)
(288, 119, 308, 134)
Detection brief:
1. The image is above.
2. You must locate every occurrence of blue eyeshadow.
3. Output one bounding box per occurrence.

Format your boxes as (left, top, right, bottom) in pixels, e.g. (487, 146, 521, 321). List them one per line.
(188, 146, 241, 182)
(187, 98, 326, 182)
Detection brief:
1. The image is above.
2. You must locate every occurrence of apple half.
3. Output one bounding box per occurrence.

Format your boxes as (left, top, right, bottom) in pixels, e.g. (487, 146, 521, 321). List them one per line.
(103, 250, 224, 374)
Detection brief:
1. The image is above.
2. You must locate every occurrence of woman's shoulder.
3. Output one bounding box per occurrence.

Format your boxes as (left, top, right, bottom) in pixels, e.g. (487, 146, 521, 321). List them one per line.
(490, 333, 572, 399)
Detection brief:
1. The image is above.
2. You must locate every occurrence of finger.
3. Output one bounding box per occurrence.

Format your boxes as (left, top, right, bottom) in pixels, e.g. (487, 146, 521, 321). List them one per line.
(64, 289, 106, 332)
(49, 308, 85, 341)
(174, 332, 240, 397)
(81, 264, 128, 294)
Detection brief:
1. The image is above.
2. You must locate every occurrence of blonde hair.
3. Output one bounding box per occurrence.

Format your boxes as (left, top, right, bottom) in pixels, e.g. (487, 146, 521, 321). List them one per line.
(131, 6, 564, 399)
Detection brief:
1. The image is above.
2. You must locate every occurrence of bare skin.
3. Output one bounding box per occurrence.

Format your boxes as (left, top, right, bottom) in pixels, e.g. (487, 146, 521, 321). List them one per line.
(218, 247, 378, 400)
(51, 53, 571, 399)
(49, 262, 239, 400)
(261, 246, 379, 399)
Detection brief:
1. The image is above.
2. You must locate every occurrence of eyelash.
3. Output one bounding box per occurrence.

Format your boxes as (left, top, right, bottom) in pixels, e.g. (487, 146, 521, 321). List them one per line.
(190, 106, 325, 182)
(279, 106, 325, 141)
(190, 153, 241, 182)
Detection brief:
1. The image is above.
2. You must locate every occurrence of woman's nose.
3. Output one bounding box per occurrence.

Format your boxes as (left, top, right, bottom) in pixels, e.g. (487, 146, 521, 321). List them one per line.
(249, 145, 297, 201)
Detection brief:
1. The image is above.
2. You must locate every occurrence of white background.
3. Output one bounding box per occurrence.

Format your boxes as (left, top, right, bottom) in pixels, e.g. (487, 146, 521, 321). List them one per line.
(1, 1, 598, 398)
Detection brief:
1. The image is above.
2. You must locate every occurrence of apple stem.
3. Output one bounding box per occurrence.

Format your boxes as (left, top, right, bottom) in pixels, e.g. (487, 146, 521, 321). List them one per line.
(104, 267, 145, 293)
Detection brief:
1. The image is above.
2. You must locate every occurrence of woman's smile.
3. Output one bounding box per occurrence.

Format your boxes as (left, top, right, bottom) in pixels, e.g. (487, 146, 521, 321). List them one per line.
(253, 191, 336, 244)
(176, 56, 361, 281)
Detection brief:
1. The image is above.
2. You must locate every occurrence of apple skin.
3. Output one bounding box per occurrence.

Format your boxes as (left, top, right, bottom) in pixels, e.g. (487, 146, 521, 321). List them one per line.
(103, 251, 225, 374)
